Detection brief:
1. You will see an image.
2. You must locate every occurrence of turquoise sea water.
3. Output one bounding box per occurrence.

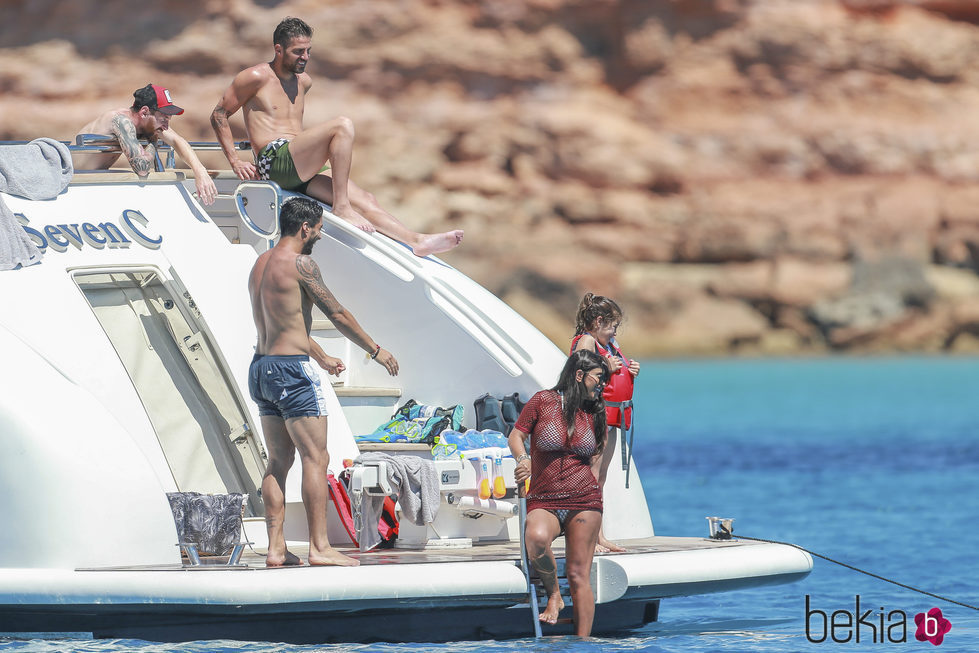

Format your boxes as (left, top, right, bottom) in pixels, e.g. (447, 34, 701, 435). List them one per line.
(3, 356, 978, 652)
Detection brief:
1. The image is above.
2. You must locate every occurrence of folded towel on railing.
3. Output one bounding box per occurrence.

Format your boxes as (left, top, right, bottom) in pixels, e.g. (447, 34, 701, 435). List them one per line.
(0, 137, 73, 270)
(352, 452, 440, 551)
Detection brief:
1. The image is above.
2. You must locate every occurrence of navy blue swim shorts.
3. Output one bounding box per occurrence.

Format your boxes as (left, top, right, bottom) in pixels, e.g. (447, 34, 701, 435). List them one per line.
(248, 354, 329, 419)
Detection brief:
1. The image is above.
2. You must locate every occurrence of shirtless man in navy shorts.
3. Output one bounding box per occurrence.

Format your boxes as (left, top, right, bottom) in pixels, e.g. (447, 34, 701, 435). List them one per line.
(212, 16, 463, 257)
(248, 196, 398, 567)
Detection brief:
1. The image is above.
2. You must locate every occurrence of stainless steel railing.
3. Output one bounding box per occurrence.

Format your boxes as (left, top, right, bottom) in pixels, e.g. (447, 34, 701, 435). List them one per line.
(0, 136, 252, 173)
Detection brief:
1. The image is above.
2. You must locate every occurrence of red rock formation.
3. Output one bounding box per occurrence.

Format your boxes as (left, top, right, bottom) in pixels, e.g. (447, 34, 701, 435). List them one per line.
(3, 0, 979, 355)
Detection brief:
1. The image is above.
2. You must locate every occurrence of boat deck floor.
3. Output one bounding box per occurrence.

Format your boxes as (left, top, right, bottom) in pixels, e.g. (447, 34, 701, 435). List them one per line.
(80, 536, 749, 572)
(270, 535, 750, 568)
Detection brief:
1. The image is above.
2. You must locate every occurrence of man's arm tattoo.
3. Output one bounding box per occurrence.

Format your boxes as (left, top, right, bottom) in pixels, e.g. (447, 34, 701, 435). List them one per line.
(145, 142, 159, 169)
(211, 104, 228, 127)
(296, 256, 344, 316)
(111, 115, 152, 176)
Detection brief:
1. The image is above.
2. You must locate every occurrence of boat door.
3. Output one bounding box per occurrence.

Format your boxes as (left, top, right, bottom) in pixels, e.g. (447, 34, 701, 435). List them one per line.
(71, 267, 265, 514)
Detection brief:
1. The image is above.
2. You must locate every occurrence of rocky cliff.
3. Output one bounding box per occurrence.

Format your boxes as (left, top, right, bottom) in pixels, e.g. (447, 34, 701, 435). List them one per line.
(4, 0, 979, 356)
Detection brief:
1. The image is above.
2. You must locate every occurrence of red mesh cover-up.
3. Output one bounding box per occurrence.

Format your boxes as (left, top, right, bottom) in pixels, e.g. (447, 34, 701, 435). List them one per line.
(514, 390, 603, 514)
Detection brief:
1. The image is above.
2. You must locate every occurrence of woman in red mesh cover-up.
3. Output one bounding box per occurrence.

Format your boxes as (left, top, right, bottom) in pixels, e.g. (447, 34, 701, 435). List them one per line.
(508, 349, 610, 637)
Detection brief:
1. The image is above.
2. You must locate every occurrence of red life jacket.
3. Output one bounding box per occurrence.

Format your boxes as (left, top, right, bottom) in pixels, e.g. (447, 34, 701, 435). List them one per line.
(570, 334, 634, 429)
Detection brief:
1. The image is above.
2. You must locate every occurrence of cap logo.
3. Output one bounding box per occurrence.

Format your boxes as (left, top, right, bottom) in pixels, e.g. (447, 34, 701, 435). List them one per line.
(146, 84, 184, 115)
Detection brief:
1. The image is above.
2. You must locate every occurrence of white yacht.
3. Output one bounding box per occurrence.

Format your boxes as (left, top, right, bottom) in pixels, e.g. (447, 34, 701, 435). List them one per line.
(0, 138, 812, 643)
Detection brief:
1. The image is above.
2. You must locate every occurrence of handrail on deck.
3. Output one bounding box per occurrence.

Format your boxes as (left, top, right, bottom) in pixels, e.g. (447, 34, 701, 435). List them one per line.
(0, 137, 251, 173)
(69, 134, 252, 154)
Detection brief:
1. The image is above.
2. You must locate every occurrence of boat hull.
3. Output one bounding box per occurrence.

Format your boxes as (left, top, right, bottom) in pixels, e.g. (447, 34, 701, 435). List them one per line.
(0, 539, 811, 643)
(0, 171, 813, 644)
(0, 600, 657, 643)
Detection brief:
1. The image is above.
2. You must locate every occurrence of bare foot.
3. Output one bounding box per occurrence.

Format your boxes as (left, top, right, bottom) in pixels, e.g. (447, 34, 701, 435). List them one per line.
(411, 230, 464, 257)
(539, 592, 565, 624)
(596, 534, 625, 554)
(266, 550, 304, 567)
(309, 547, 360, 567)
(333, 204, 375, 233)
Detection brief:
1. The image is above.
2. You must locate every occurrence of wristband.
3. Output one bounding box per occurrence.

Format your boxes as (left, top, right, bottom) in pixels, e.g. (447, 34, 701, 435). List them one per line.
(370, 344, 381, 360)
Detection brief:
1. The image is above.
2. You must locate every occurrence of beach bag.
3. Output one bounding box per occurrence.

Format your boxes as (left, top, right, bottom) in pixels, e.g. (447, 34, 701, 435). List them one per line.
(358, 399, 464, 445)
(394, 399, 464, 439)
(474, 392, 525, 435)
(357, 415, 424, 444)
(166, 492, 246, 556)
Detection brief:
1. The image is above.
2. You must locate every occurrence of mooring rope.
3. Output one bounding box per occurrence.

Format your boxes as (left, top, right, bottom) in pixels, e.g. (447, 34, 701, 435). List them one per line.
(725, 526, 979, 613)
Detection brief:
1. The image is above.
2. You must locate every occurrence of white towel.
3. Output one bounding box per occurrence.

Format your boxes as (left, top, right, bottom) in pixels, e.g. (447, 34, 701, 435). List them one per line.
(352, 452, 441, 551)
(0, 137, 74, 270)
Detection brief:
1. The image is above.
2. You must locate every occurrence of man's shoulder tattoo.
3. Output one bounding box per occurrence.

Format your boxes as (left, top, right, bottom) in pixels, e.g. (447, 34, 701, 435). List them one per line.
(296, 255, 320, 281)
(110, 113, 137, 134)
(295, 255, 341, 313)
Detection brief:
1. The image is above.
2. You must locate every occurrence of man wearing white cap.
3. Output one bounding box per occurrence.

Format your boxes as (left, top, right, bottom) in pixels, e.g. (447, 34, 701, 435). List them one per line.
(74, 84, 217, 205)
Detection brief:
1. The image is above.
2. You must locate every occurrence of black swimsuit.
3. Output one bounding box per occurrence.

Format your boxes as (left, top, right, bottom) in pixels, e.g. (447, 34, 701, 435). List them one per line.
(548, 508, 577, 535)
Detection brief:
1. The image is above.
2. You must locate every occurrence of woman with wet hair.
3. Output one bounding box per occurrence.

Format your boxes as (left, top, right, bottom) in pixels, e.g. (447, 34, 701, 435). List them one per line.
(508, 349, 610, 636)
(571, 292, 641, 553)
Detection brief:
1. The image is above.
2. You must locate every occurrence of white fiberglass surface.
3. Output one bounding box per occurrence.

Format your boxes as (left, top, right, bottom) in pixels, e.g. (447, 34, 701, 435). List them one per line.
(74, 269, 264, 511)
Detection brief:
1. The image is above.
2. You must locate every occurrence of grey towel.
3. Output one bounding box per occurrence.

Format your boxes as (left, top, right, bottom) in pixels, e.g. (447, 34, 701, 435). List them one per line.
(0, 137, 74, 270)
(353, 453, 441, 551)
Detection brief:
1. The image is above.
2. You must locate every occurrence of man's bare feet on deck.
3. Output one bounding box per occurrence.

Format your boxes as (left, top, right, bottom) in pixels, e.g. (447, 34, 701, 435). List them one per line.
(266, 550, 304, 567)
(333, 204, 375, 233)
(411, 230, 464, 257)
(539, 592, 565, 624)
(309, 547, 360, 567)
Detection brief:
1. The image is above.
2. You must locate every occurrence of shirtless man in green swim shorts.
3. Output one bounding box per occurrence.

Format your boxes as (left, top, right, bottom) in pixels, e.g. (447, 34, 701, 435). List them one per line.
(210, 17, 464, 257)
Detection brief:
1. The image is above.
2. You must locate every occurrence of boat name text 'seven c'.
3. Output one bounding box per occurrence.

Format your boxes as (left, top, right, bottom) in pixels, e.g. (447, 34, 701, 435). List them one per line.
(16, 209, 163, 252)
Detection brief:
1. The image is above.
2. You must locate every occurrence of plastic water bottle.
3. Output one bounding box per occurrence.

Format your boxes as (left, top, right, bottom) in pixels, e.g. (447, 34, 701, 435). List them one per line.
(458, 430, 489, 499)
(477, 457, 492, 500)
(491, 451, 506, 499)
(475, 430, 508, 499)
(479, 431, 506, 499)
